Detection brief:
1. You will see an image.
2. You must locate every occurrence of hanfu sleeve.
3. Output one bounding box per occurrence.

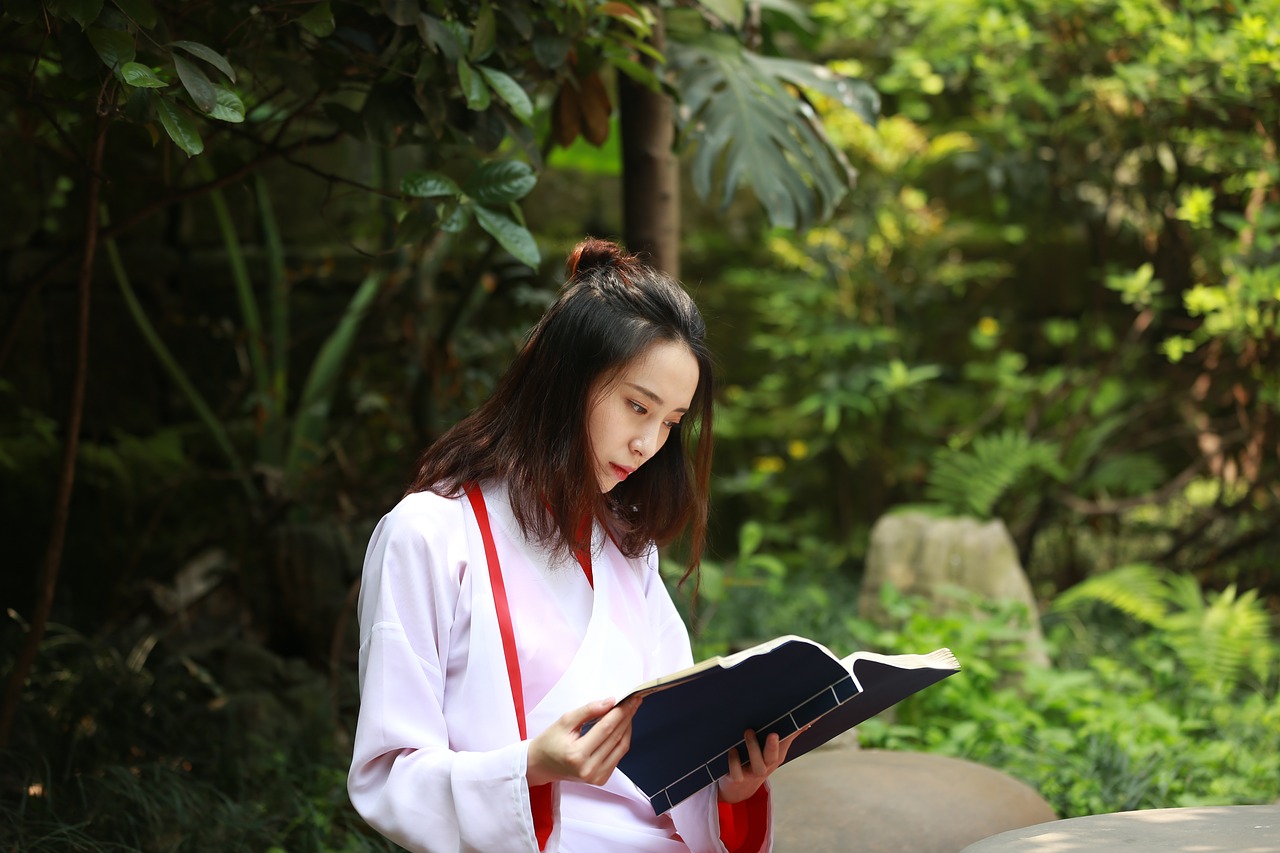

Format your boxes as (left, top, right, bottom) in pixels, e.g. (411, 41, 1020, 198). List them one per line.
(347, 495, 560, 853)
(637, 548, 774, 853)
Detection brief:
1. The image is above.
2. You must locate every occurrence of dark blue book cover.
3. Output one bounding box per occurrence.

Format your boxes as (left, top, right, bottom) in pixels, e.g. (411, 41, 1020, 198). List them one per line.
(614, 637, 960, 814)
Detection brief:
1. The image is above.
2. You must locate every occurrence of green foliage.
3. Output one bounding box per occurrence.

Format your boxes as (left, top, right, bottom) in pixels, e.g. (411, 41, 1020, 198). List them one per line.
(668, 31, 876, 229)
(684, 575, 1280, 819)
(925, 429, 1066, 519)
(0, 620, 393, 852)
(1054, 564, 1274, 693)
(698, 0, 1280, 585)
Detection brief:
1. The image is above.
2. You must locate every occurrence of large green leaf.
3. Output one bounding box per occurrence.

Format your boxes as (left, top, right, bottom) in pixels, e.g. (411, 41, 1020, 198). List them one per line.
(121, 61, 165, 87)
(401, 170, 460, 198)
(87, 26, 134, 71)
(49, 0, 103, 29)
(207, 86, 245, 123)
(298, 2, 335, 38)
(469, 0, 496, 62)
(173, 53, 217, 112)
(749, 54, 880, 127)
(700, 0, 745, 28)
(464, 160, 536, 205)
(169, 39, 235, 82)
(670, 37, 859, 230)
(457, 59, 491, 111)
(472, 204, 539, 267)
(477, 66, 533, 122)
(154, 96, 203, 156)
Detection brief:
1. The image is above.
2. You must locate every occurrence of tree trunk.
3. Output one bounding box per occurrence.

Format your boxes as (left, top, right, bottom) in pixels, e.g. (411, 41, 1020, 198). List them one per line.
(619, 6, 679, 279)
(0, 118, 107, 750)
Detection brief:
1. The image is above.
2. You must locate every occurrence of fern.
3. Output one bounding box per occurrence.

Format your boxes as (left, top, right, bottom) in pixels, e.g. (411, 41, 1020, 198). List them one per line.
(1080, 452, 1168, 498)
(1053, 565, 1273, 694)
(1165, 583, 1273, 693)
(1053, 563, 1171, 627)
(925, 429, 1066, 519)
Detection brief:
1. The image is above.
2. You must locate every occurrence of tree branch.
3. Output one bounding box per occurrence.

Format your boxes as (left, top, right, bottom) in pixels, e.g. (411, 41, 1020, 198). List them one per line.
(0, 115, 108, 751)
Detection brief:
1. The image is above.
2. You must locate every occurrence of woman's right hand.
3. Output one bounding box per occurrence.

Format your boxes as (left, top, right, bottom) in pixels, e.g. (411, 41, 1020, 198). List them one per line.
(526, 696, 642, 787)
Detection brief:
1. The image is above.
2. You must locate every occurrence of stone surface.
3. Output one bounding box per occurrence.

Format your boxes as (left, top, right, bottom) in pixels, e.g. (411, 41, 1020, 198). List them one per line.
(772, 749, 1057, 853)
(959, 805, 1280, 852)
(860, 512, 1049, 666)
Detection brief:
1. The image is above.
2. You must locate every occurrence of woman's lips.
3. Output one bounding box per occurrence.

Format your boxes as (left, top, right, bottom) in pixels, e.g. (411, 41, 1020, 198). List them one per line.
(610, 463, 633, 481)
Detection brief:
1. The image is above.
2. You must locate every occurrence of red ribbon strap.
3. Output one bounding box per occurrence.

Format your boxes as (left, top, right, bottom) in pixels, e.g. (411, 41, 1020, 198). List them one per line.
(464, 485, 527, 739)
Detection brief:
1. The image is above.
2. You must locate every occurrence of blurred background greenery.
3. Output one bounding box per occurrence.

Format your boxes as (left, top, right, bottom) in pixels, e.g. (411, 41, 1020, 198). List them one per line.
(2, 0, 1277, 849)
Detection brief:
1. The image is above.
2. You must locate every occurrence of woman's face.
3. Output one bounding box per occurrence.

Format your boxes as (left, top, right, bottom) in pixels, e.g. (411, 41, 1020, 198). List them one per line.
(587, 340, 700, 493)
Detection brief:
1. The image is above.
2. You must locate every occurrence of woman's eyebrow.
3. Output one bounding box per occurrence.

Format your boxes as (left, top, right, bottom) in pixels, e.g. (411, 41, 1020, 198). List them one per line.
(626, 382, 688, 413)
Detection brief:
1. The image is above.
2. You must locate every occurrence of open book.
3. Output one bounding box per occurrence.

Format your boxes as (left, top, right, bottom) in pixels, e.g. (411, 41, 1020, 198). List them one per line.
(614, 636, 960, 814)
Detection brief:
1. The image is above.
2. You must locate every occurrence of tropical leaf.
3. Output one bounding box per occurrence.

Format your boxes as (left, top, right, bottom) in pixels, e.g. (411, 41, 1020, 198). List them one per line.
(668, 36, 862, 230)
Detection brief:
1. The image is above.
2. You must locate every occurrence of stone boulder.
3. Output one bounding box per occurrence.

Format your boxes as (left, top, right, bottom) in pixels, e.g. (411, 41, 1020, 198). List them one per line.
(772, 748, 1057, 853)
(859, 511, 1049, 667)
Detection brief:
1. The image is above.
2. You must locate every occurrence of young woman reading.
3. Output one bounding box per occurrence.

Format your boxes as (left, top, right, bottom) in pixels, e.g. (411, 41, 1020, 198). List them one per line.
(347, 238, 798, 852)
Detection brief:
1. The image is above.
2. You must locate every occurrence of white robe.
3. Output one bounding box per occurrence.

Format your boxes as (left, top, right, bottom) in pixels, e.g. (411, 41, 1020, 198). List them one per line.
(347, 483, 772, 853)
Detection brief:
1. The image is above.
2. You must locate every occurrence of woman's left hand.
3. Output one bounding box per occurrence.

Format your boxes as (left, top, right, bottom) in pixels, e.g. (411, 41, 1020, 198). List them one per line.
(716, 727, 803, 804)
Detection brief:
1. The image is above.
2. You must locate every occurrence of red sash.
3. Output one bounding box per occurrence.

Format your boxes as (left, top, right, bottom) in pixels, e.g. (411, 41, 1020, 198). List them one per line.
(465, 484, 574, 851)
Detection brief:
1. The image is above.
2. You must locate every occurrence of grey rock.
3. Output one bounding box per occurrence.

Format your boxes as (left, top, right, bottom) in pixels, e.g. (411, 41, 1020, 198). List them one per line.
(772, 749, 1057, 853)
(860, 512, 1049, 667)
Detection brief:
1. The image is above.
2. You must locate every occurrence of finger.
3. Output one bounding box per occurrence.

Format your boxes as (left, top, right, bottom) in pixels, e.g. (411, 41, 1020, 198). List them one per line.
(777, 728, 804, 763)
(581, 701, 640, 785)
(561, 698, 617, 732)
(590, 724, 634, 785)
(743, 729, 765, 773)
(578, 696, 638, 753)
(725, 740, 744, 780)
(761, 731, 783, 766)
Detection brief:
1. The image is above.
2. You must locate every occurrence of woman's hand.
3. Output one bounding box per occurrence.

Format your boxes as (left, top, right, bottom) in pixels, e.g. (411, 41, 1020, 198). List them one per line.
(527, 696, 642, 787)
(716, 727, 802, 804)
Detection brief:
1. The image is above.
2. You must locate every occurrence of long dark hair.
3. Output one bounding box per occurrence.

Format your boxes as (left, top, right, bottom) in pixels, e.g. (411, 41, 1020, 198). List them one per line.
(407, 237, 715, 576)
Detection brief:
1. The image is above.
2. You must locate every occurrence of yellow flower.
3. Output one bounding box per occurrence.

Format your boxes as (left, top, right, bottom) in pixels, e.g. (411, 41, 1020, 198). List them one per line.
(977, 316, 1000, 337)
(788, 440, 809, 460)
(753, 456, 785, 474)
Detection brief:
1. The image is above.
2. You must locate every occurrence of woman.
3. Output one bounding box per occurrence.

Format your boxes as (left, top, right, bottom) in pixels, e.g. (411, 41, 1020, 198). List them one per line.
(348, 238, 795, 852)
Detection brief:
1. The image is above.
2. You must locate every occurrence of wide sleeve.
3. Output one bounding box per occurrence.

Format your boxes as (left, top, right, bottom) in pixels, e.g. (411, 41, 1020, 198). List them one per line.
(347, 495, 561, 853)
(638, 548, 774, 853)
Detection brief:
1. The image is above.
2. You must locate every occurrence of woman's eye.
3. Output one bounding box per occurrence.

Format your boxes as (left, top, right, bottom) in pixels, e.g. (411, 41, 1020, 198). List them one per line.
(629, 400, 647, 415)
(664, 420, 681, 431)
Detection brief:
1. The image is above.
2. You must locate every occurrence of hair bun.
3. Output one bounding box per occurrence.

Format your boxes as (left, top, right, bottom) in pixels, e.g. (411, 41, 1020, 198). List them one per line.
(565, 237, 627, 280)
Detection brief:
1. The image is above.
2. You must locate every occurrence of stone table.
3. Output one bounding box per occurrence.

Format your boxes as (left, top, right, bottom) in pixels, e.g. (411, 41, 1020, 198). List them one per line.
(960, 805, 1280, 853)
